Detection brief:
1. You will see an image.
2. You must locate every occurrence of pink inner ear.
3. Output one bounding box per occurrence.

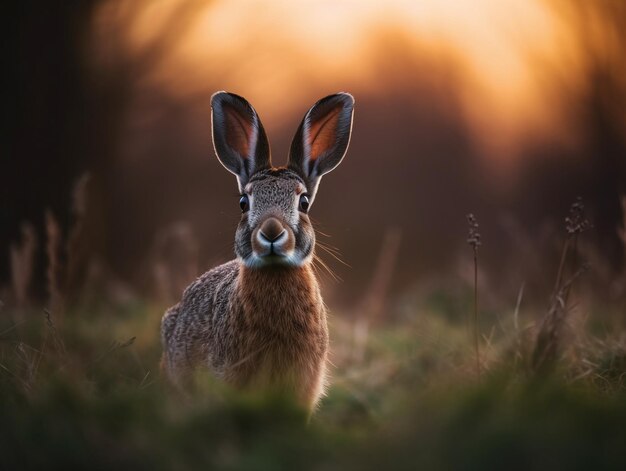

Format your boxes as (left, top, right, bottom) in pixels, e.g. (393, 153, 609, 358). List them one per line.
(308, 104, 341, 161)
(224, 103, 252, 158)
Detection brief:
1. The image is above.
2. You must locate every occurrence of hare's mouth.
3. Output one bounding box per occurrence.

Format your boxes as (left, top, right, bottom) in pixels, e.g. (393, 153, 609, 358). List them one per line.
(252, 242, 295, 264)
(261, 252, 292, 265)
(244, 251, 299, 269)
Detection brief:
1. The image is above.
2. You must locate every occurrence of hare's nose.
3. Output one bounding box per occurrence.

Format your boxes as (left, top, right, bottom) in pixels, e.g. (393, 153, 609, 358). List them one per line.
(259, 217, 286, 243)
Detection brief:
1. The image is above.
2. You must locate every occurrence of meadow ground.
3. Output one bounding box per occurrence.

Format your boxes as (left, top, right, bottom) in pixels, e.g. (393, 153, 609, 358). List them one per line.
(1, 282, 625, 470)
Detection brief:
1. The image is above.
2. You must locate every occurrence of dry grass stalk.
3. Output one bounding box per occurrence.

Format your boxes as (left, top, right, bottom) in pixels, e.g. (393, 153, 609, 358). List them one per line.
(466, 213, 481, 377)
(617, 195, 626, 301)
(352, 227, 402, 362)
(13, 342, 40, 394)
(45, 210, 65, 319)
(9, 223, 37, 308)
(619, 196, 626, 252)
(65, 173, 91, 300)
(512, 283, 525, 366)
(44, 308, 66, 358)
(532, 264, 589, 372)
(91, 336, 136, 366)
(49, 174, 96, 309)
(151, 222, 200, 305)
(362, 227, 402, 324)
(532, 198, 591, 373)
(0, 309, 68, 396)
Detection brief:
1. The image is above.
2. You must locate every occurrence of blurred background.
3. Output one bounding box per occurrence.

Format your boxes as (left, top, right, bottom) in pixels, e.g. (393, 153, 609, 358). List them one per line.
(3, 0, 625, 309)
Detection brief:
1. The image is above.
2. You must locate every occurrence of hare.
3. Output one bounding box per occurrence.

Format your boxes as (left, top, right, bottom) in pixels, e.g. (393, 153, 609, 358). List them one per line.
(161, 91, 354, 412)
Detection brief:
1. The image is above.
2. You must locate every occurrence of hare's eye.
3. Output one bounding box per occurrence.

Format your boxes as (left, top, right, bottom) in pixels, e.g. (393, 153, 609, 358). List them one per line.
(239, 195, 249, 213)
(299, 194, 310, 213)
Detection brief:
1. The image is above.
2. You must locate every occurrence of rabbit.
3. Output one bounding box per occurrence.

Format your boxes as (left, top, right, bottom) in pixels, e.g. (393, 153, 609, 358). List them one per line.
(161, 91, 355, 412)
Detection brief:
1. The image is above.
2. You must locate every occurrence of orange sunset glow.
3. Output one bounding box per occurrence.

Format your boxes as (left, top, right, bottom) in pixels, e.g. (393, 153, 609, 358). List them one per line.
(92, 0, 624, 165)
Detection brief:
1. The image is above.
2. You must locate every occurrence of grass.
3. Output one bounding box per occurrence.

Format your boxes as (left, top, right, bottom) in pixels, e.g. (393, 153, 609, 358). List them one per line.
(467, 213, 481, 377)
(1, 292, 625, 470)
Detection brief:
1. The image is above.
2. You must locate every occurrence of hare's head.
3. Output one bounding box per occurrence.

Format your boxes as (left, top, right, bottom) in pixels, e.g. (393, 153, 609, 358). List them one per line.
(211, 92, 354, 268)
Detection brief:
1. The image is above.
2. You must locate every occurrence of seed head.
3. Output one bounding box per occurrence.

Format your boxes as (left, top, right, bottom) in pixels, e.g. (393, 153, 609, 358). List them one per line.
(565, 197, 592, 235)
(466, 213, 481, 250)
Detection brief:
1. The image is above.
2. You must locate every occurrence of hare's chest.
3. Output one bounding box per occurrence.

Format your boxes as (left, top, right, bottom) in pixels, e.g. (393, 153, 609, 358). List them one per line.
(226, 306, 328, 388)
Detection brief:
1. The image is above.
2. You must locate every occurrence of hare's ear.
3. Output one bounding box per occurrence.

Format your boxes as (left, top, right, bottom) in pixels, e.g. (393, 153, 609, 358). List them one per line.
(288, 93, 354, 193)
(211, 92, 271, 191)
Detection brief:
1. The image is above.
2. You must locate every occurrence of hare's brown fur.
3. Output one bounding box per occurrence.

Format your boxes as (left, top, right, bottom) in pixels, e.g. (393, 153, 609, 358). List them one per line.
(162, 262, 328, 407)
